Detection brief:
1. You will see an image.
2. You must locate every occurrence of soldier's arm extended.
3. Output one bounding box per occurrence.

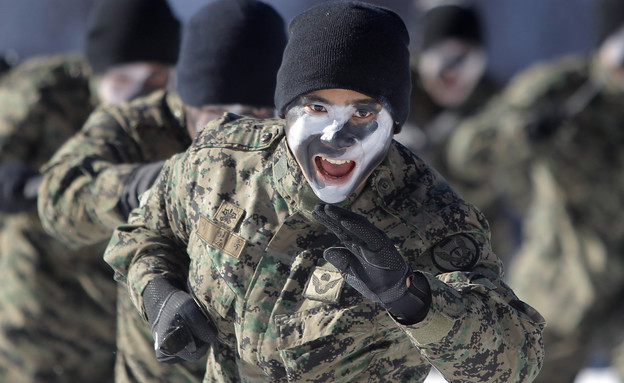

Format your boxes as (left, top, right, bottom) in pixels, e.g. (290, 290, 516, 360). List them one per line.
(38, 104, 153, 248)
(313, 203, 545, 382)
(105, 152, 190, 318)
(103, 153, 215, 362)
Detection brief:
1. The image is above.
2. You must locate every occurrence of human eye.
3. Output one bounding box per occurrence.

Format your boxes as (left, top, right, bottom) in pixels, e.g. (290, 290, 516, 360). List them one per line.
(305, 104, 327, 114)
(353, 109, 374, 119)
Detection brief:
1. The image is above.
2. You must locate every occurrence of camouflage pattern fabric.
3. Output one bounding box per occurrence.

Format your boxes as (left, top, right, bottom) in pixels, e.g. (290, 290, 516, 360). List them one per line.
(39, 90, 206, 382)
(0, 54, 117, 382)
(395, 70, 519, 262)
(446, 55, 624, 382)
(105, 114, 545, 383)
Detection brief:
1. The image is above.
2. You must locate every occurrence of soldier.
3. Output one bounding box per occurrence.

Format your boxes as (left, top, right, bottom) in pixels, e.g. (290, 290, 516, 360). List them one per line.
(38, 0, 287, 382)
(103, 2, 545, 382)
(393, 2, 519, 261)
(0, 0, 179, 381)
(396, 1, 497, 168)
(446, 0, 624, 381)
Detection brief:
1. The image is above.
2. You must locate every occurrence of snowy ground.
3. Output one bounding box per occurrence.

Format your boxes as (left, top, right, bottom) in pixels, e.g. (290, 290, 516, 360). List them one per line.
(424, 367, 622, 383)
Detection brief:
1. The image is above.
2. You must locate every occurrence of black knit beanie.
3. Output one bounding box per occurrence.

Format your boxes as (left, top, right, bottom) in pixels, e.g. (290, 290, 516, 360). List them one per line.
(86, 0, 180, 74)
(176, 0, 287, 108)
(275, 1, 411, 131)
(421, 4, 483, 51)
(595, 0, 624, 43)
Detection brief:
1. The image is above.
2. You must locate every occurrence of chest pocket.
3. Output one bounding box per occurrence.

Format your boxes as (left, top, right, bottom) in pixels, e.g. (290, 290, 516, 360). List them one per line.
(274, 304, 391, 381)
(187, 230, 237, 346)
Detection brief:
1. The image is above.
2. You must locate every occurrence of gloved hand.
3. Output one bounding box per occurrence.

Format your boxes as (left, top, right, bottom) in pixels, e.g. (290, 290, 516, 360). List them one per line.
(119, 160, 165, 219)
(312, 204, 431, 324)
(143, 277, 217, 363)
(0, 160, 38, 213)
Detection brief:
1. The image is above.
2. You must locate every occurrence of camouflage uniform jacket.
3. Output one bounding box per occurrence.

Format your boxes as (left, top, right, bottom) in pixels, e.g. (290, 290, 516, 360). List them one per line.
(0, 54, 116, 382)
(38, 89, 207, 383)
(105, 114, 545, 383)
(446, 55, 624, 332)
(39, 89, 192, 248)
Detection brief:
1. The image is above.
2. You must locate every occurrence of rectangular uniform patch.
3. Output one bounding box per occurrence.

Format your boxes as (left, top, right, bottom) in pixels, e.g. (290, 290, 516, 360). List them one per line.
(303, 267, 344, 304)
(197, 215, 246, 259)
(214, 200, 245, 231)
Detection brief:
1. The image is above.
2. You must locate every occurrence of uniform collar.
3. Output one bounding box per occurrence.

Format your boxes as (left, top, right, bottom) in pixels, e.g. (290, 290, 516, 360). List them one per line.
(269, 139, 415, 220)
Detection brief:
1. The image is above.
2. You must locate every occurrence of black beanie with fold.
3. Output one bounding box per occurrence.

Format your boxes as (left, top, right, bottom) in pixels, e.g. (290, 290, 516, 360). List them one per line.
(176, 0, 287, 108)
(86, 0, 181, 74)
(274, 1, 412, 131)
(421, 4, 482, 51)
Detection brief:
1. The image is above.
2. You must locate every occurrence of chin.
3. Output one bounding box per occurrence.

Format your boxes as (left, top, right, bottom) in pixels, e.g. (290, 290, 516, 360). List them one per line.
(315, 190, 348, 204)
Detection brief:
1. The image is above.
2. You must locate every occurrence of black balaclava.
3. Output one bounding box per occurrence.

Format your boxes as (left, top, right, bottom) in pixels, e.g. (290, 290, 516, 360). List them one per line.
(274, 1, 411, 132)
(86, 0, 180, 74)
(595, 0, 624, 43)
(176, 0, 287, 108)
(421, 4, 483, 51)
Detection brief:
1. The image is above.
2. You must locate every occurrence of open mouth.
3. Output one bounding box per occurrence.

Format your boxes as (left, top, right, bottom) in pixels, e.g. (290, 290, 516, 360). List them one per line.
(315, 156, 356, 179)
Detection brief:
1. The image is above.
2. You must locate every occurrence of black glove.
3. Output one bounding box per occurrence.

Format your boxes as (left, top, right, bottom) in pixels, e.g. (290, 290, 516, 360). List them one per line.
(0, 160, 38, 213)
(119, 161, 165, 219)
(143, 277, 217, 363)
(312, 204, 431, 324)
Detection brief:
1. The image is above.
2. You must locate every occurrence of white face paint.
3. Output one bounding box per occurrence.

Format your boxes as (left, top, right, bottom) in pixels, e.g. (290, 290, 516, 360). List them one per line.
(96, 62, 172, 105)
(285, 89, 394, 203)
(598, 25, 624, 91)
(418, 39, 487, 107)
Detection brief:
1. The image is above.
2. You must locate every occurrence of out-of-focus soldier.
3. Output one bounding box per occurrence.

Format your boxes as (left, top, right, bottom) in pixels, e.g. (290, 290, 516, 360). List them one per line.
(38, 1, 287, 382)
(396, 1, 518, 260)
(446, 0, 624, 381)
(0, 0, 180, 381)
(104, 2, 545, 382)
(396, 1, 498, 168)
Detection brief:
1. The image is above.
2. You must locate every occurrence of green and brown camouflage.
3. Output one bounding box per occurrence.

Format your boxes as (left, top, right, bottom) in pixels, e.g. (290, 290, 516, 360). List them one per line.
(0, 54, 116, 382)
(105, 113, 545, 382)
(39, 89, 205, 382)
(396, 70, 518, 261)
(447, 55, 624, 381)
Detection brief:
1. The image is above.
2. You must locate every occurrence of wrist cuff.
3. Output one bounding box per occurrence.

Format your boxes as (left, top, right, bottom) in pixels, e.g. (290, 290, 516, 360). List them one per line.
(386, 273, 432, 325)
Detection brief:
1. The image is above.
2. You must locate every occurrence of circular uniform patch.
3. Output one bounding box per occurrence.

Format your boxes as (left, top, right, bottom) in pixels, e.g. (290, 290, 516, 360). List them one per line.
(431, 234, 481, 272)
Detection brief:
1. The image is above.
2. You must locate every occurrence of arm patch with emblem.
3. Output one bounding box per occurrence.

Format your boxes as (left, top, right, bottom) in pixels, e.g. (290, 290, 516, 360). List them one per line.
(431, 234, 481, 272)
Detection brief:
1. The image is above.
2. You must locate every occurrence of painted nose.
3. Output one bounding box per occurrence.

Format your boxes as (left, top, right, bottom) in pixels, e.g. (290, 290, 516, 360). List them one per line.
(320, 121, 356, 148)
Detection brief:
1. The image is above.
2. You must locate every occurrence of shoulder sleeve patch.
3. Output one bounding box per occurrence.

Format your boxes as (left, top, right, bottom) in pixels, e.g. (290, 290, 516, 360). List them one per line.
(431, 234, 481, 272)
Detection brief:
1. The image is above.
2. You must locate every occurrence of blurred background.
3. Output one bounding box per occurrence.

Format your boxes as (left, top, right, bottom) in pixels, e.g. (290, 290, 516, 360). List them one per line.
(0, 1, 617, 382)
(0, 0, 598, 83)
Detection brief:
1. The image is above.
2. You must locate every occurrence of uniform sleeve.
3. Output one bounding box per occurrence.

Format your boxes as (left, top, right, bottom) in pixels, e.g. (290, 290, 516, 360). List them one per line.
(398, 206, 545, 382)
(38, 105, 144, 248)
(104, 153, 190, 318)
(0, 77, 43, 161)
(0, 56, 94, 166)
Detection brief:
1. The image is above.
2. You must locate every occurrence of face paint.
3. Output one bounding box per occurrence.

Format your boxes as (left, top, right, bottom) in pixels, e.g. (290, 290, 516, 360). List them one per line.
(96, 62, 172, 105)
(418, 39, 486, 108)
(285, 89, 394, 203)
(598, 26, 624, 91)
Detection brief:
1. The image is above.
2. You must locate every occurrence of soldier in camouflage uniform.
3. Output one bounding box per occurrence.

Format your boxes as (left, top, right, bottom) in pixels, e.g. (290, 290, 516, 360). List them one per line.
(103, 3, 545, 382)
(393, 2, 518, 261)
(445, 0, 624, 381)
(38, 1, 287, 382)
(0, 0, 180, 381)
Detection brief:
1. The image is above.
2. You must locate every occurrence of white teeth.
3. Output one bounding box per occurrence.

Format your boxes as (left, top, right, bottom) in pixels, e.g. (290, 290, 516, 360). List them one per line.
(323, 157, 352, 165)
